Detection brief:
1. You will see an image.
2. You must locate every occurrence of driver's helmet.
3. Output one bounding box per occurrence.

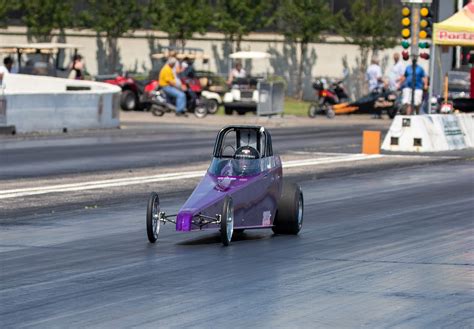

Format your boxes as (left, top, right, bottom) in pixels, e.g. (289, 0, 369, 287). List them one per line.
(232, 146, 260, 176)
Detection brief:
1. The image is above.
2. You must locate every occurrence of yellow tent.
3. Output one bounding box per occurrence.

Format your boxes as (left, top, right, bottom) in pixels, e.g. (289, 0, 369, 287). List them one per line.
(433, 2, 474, 46)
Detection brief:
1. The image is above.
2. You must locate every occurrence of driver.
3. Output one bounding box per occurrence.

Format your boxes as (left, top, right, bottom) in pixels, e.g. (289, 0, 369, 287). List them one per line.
(158, 57, 187, 117)
(227, 61, 246, 86)
(232, 146, 260, 176)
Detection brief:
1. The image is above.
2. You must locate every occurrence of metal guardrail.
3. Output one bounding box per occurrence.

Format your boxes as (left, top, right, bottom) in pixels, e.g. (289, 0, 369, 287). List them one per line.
(257, 81, 285, 116)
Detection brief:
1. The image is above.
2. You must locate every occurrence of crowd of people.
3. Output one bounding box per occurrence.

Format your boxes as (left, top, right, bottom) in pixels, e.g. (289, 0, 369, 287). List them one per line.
(366, 52, 428, 116)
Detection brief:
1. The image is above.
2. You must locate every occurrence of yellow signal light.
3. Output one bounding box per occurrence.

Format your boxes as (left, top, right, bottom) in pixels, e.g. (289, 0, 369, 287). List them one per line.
(420, 19, 429, 28)
(420, 7, 430, 17)
(402, 28, 411, 38)
(419, 30, 428, 39)
(402, 17, 411, 26)
(402, 7, 411, 16)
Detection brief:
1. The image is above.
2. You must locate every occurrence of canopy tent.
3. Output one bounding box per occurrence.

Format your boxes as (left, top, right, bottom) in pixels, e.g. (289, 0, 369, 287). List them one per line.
(433, 2, 474, 46)
(428, 2, 474, 112)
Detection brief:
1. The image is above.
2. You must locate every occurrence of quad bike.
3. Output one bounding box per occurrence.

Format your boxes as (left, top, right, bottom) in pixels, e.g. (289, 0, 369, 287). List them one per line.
(97, 74, 150, 111)
(308, 79, 349, 119)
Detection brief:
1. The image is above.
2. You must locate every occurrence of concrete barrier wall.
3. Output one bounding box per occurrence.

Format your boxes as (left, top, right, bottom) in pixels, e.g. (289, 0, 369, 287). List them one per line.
(382, 114, 474, 152)
(1, 74, 120, 133)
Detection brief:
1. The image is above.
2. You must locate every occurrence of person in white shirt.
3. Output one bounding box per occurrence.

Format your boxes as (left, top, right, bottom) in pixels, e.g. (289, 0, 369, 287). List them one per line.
(388, 53, 405, 91)
(227, 62, 246, 85)
(0, 57, 13, 84)
(366, 57, 383, 93)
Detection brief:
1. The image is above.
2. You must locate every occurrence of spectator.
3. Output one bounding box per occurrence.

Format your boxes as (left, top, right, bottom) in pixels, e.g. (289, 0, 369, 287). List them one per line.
(399, 63, 428, 115)
(159, 57, 187, 117)
(68, 54, 84, 80)
(180, 57, 196, 79)
(366, 57, 383, 93)
(0, 57, 14, 84)
(366, 57, 384, 118)
(227, 61, 246, 85)
(388, 53, 405, 91)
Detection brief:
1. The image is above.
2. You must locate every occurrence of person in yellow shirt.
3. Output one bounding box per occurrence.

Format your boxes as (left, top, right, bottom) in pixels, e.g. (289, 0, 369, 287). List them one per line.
(158, 57, 187, 116)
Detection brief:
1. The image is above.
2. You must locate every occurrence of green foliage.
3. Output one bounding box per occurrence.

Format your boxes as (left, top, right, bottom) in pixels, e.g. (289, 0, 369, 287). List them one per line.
(278, 0, 334, 44)
(278, 0, 335, 99)
(339, 0, 399, 52)
(148, 0, 211, 47)
(81, 0, 142, 38)
(81, 0, 143, 74)
(213, 0, 274, 50)
(19, 0, 74, 41)
(0, 0, 14, 27)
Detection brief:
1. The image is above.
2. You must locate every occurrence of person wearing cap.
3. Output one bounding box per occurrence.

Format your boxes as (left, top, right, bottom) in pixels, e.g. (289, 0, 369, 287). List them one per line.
(159, 57, 187, 116)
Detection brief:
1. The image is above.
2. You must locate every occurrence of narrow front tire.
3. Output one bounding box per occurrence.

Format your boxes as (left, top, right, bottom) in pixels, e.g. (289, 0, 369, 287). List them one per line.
(146, 192, 160, 243)
(220, 197, 234, 246)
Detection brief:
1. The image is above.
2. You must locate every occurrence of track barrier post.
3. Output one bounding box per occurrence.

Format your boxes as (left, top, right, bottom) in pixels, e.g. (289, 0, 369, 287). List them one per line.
(362, 130, 381, 155)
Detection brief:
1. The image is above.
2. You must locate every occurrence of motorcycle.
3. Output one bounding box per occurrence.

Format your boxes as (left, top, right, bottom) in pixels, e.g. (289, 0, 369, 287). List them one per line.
(308, 79, 349, 118)
(145, 80, 208, 118)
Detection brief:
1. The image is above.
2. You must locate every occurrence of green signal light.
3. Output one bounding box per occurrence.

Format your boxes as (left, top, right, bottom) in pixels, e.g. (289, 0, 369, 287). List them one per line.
(401, 40, 410, 49)
(419, 42, 430, 49)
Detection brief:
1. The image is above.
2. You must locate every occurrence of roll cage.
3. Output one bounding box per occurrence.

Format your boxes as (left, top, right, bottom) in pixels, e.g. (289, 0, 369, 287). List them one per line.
(213, 125, 273, 159)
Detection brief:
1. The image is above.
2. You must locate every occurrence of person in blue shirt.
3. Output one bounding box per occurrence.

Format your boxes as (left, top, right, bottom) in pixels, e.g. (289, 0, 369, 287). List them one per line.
(399, 64, 428, 115)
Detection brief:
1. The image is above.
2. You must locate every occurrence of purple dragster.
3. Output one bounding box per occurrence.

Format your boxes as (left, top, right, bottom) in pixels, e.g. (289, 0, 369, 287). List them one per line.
(146, 125, 304, 246)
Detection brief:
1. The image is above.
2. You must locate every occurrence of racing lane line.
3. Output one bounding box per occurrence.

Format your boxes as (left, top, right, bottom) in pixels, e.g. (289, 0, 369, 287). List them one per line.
(0, 154, 383, 199)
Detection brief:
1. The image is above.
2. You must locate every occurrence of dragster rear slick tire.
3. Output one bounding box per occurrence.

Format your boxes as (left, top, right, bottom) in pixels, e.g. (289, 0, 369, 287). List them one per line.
(272, 182, 304, 235)
(147, 192, 160, 243)
(220, 196, 234, 246)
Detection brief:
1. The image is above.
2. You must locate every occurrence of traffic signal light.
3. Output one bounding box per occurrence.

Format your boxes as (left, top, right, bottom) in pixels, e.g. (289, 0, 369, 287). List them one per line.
(419, 52, 430, 60)
(402, 50, 410, 61)
(401, 6, 411, 38)
(419, 6, 433, 39)
(401, 40, 410, 49)
(419, 41, 430, 49)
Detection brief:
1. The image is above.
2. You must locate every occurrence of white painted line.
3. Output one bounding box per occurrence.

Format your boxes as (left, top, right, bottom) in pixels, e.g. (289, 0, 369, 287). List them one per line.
(283, 154, 383, 168)
(0, 153, 383, 199)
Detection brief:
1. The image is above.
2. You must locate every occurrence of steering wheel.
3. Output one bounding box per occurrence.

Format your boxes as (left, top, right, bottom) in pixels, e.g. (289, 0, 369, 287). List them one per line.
(234, 146, 260, 159)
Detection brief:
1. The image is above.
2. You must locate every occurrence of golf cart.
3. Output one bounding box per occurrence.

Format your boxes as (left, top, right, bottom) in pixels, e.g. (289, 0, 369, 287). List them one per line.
(0, 43, 83, 78)
(223, 51, 271, 115)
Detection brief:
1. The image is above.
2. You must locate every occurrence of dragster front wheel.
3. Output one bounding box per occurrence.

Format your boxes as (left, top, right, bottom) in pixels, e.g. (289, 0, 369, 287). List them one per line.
(220, 196, 234, 246)
(146, 192, 160, 243)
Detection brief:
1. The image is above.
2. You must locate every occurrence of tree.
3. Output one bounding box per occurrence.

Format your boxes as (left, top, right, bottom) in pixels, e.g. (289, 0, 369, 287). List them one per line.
(278, 0, 335, 99)
(213, 0, 274, 52)
(82, 0, 143, 73)
(0, 0, 15, 28)
(148, 0, 211, 49)
(339, 0, 399, 92)
(19, 0, 73, 42)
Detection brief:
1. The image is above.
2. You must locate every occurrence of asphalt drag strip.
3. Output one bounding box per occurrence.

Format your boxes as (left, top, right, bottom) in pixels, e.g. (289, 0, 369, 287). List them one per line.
(0, 151, 460, 220)
(0, 161, 472, 328)
(0, 153, 383, 199)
